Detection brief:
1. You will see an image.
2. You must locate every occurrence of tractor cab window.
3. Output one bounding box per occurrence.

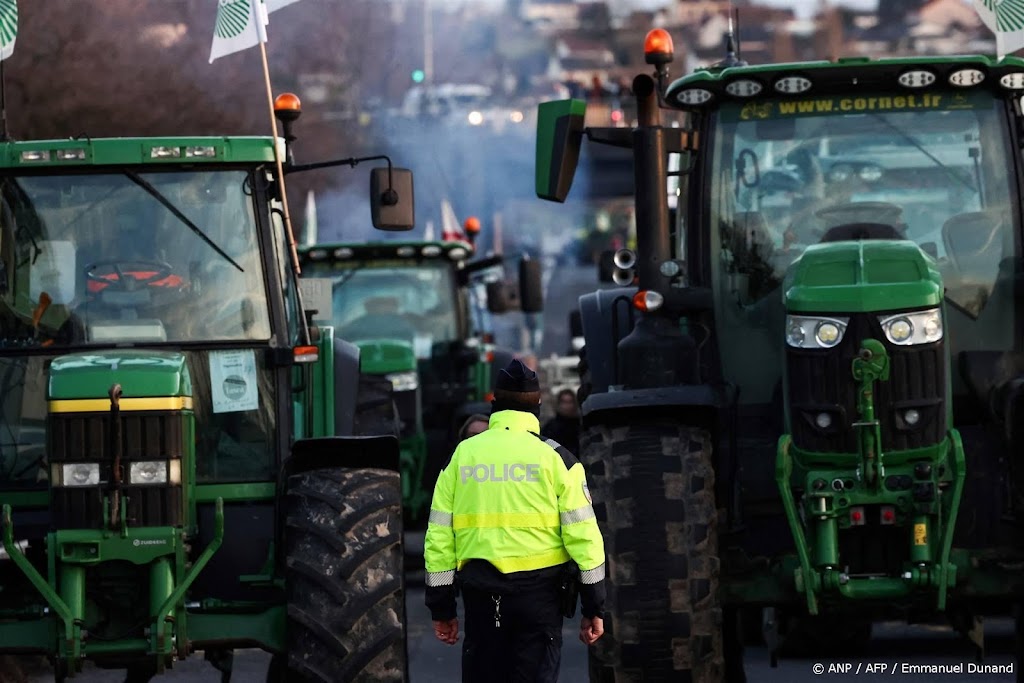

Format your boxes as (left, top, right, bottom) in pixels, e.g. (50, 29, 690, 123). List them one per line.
(707, 90, 1018, 402)
(0, 170, 271, 348)
(711, 92, 1015, 315)
(270, 195, 302, 345)
(0, 355, 47, 486)
(304, 260, 460, 359)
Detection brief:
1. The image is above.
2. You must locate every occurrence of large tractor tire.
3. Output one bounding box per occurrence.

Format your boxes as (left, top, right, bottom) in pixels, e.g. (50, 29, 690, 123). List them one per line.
(279, 467, 407, 682)
(576, 346, 592, 406)
(581, 421, 724, 682)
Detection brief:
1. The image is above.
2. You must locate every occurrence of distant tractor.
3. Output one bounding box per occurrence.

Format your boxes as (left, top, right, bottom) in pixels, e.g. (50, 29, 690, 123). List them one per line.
(298, 231, 544, 524)
(0, 94, 415, 681)
(537, 30, 1024, 682)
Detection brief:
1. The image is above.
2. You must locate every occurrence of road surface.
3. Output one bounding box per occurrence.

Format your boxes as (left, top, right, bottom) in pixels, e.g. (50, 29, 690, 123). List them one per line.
(12, 535, 1018, 682)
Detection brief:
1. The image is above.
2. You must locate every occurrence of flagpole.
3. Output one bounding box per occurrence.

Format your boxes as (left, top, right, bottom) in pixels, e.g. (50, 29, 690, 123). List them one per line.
(257, 37, 311, 346)
(0, 59, 7, 141)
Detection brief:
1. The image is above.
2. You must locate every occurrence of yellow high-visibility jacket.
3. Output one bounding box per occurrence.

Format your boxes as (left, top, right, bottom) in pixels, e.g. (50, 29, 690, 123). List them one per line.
(424, 409, 606, 618)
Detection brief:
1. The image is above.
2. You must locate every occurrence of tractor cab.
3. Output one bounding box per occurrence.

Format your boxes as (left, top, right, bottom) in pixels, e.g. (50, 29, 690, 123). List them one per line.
(680, 67, 1017, 410)
(0, 99, 420, 679)
(298, 231, 543, 523)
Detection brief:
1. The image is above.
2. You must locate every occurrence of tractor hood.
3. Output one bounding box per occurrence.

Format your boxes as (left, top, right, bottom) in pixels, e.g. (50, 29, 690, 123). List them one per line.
(357, 340, 416, 375)
(48, 351, 191, 400)
(784, 240, 942, 314)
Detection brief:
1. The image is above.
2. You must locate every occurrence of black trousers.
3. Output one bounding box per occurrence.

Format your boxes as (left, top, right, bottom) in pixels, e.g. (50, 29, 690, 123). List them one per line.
(461, 582, 563, 683)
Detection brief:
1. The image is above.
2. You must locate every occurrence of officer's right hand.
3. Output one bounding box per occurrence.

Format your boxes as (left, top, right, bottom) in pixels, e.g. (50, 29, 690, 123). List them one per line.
(433, 618, 459, 645)
(579, 616, 604, 645)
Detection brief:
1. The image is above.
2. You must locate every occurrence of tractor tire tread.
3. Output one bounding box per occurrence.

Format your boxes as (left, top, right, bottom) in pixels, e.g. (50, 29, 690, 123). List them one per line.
(582, 421, 724, 682)
(281, 468, 407, 683)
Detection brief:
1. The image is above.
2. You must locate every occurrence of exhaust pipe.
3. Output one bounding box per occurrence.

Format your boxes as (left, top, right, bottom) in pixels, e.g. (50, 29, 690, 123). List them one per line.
(613, 248, 637, 270)
(612, 268, 635, 286)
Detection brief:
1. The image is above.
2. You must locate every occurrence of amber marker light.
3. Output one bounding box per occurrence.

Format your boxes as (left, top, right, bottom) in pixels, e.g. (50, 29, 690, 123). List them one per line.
(274, 92, 302, 120)
(644, 29, 674, 65)
(293, 345, 319, 364)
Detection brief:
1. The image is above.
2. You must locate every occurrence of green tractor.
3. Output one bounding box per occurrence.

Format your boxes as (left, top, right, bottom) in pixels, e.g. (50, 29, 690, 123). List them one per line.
(0, 96, 416, 681)
(537, 30, 1024, 681)
(296, 232, 544, 524)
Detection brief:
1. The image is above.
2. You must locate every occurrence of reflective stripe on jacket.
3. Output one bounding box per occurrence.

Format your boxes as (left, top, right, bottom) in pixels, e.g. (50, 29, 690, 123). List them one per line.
(423, 409, 606, 588)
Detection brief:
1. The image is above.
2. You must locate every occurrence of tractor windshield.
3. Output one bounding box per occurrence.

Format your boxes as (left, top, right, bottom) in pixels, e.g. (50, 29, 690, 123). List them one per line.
(0, 170, 271, 347)
(310, 260, 460, 358)
(0, 170, 279, 488)
(706, 89, 1019, 402)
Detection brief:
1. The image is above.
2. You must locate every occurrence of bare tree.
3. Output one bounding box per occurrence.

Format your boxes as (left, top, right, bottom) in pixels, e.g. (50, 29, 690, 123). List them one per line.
(1, 0, 409, 206)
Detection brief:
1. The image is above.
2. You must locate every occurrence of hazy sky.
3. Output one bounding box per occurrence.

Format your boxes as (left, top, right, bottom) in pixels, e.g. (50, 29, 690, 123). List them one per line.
(626, 0, 881, 20)
(759, 0, 880, 19)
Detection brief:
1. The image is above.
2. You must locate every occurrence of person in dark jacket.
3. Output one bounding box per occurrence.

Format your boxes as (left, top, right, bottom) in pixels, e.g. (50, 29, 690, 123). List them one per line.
(424, 359, 606, 682)
(457, 413, 490, 441)
(541, 388, 580, 456)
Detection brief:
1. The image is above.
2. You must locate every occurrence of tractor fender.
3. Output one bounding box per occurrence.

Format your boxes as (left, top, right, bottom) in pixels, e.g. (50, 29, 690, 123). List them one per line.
(581, 384, 725, 428)
(332, 338, 361, 436)
(285, 435, 401, 478)
(578, 287, 638, 393)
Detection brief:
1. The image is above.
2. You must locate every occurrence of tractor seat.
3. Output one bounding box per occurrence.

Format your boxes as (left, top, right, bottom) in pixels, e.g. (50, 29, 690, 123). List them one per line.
(942, 211, 1003, 274)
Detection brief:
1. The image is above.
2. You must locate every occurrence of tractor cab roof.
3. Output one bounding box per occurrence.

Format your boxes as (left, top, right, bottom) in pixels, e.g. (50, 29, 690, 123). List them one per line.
(298, 240, 474, 266)
(665, 54, 1024, 109)
(0, 136, 278, 168)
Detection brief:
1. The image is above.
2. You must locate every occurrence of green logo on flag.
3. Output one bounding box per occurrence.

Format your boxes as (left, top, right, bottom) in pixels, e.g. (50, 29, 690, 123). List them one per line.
(0, 0, 17, 59)
(980, 0, 1024, 32)
(215, 0, 251, 39)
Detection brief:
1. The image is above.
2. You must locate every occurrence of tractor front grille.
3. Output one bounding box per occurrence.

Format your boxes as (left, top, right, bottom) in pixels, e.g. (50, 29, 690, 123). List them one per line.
(48, 411, 187, 529)
(787, 313, 945, 454)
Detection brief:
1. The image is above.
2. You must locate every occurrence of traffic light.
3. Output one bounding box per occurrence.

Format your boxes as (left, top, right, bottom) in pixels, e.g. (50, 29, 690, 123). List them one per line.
(411, 69, 425, 83)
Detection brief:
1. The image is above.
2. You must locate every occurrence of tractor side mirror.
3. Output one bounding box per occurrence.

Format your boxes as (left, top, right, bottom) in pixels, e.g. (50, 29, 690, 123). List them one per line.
(519, 257, 544, 313)
(535, 99, 586, 202)
(371, 167, 415, 231)
(485, 280, 512, 315)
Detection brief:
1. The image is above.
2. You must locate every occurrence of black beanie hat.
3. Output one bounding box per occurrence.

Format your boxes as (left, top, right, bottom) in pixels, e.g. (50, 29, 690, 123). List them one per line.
(496, 359, 540, 393)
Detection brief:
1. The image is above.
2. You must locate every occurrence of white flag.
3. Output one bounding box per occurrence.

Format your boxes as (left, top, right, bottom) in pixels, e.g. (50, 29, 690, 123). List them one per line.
(266, 0, 302, 10)
(209, 0, 303, 63)
(974, 0, 1024, 58)
(0, 0, 17, 62)
(440, 199, 465, 241)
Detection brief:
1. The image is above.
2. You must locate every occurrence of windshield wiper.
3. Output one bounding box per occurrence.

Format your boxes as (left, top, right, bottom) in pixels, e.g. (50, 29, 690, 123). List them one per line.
(123, 171, 243, 272)
(331, 263, 365, 292)
(870, 114, 978, 194)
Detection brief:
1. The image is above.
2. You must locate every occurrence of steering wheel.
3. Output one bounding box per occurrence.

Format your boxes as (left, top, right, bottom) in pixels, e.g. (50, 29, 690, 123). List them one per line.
(814, 201, 904, 228)
(85, 259, 176, 293)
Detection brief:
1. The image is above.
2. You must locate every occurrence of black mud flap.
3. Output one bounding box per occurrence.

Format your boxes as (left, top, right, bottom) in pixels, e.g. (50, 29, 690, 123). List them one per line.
(285, 435, 400, 478)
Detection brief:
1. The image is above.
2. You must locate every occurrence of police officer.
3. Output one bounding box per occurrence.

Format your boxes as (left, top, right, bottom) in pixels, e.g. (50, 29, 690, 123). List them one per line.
(424, 359, 606, 682)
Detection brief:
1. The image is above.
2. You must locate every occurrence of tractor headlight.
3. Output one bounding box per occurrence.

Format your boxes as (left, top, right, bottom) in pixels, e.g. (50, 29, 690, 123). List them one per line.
(878, 308, 942, 346)
(386, 371, 419, 392)
(785, 315, 849, 349)
(55, 463, 100, 487)
(129, 460, 169, 485)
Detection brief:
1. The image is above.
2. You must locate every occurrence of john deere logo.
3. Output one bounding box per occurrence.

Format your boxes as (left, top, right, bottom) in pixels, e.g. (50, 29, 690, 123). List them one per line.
(222, 374, 248, 400)
(978, 0, 1024, 31)
(215, 0, 251, 39)
(0, 0, 17, 57)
